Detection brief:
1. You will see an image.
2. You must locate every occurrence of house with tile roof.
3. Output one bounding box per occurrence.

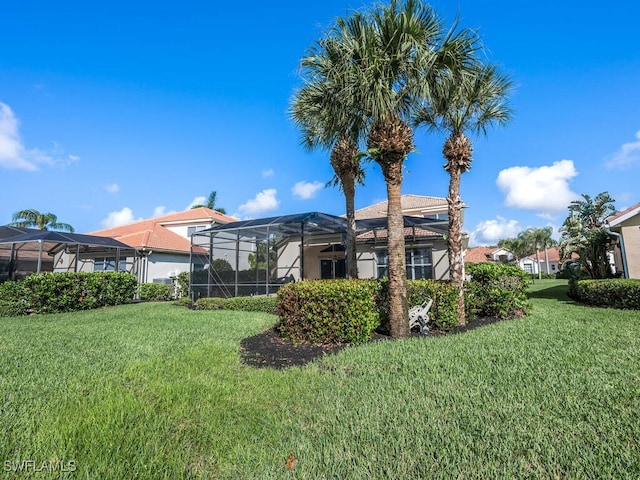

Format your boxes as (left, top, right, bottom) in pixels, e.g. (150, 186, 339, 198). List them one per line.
(464, 245, 568, 276)
(606, 202, 640, 278)
(65, 207, 237, 283)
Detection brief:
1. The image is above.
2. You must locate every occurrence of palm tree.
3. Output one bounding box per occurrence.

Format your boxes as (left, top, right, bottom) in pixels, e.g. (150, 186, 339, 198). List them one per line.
(522, 227, 556, 277)
(191, 191, 226, 214)
(9, 209, 75, 232)
(314, 0, 477, 337)
(559, 192, 616, 279)
(415, 64, 512, 325)
(290, 35, 368, 279)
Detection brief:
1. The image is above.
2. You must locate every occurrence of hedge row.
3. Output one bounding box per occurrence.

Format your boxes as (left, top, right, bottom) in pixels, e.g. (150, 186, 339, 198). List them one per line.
(139, 283, 175, 302)
(195, 295, 278, 315)
(569, 278, 640, 309)
(277, 279, 380, 345)
(0, 272, 137, 317)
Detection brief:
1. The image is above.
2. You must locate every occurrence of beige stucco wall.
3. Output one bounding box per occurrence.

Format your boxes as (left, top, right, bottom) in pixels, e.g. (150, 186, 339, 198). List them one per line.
(620, 219, 640, 278)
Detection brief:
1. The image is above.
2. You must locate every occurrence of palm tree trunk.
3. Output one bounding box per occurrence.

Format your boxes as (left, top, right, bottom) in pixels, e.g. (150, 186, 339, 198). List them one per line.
(447, 166, 466, 326)
(343, 177, 358, 279)
(381, 161, 409, 338)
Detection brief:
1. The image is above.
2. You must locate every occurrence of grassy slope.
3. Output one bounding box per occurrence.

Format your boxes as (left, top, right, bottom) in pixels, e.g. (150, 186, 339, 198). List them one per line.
(1, 281, 639, 479)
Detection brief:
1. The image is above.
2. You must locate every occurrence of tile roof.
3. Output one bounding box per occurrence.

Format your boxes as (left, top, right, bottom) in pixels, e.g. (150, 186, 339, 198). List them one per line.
(606, 201, 640, 226)
(354, 194, 447, 220)
(90, 207, 236, 254)
(464, 246, 500, 264)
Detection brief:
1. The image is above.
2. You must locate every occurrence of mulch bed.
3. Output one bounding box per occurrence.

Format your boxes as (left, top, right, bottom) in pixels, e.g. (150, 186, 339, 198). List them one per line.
(239, 316, 505, 369)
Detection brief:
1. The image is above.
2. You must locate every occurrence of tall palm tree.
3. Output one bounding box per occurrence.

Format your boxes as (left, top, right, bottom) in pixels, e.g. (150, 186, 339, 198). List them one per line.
(522, 227, 556, 277)
(324, 0, 478, 337)
(191, 191, 226, 214)
(9, 209, 75, 232)
(415, 64, 512, 325)
(290, 36, 368, 279)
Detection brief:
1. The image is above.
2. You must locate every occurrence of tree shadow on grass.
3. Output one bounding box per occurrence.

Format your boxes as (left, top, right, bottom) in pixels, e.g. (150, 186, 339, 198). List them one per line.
(527, 284, 575, 303)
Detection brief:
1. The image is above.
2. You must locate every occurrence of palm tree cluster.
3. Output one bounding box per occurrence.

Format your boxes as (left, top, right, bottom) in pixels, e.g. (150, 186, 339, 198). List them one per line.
(9, 209, 75, 232)
(290, 0, 512, 334)
(499, 227, 556, 278)
(559, 192, 617, 279)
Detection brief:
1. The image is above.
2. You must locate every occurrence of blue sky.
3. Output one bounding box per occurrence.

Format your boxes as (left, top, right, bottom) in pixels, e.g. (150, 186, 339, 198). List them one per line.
(1, 1, 639, 245)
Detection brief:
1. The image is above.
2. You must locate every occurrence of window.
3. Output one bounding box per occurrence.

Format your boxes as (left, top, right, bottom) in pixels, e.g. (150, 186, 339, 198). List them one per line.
(376, 248, 433, 280)
(187, 225, 207, 236)
(94, 257, 127, 272)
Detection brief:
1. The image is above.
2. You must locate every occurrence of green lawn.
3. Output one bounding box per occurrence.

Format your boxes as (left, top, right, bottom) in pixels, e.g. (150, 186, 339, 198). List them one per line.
(1, 280, 639, 479)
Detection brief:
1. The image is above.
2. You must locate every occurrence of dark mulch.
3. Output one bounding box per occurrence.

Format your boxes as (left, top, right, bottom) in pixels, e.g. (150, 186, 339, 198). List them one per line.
(239, 316, 505, 369)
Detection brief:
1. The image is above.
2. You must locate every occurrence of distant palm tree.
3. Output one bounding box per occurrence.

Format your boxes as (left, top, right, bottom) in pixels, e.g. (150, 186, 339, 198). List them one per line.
(191, 191, 226, 214)
(9, 209, 75, 232)
(520, 227, 556, 278)
(415, 63, 512, 325)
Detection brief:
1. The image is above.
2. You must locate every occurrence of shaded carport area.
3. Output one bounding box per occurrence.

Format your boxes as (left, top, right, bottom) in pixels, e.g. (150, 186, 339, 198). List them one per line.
(189, 212, 449, 299)
(0, 226, 138, 282)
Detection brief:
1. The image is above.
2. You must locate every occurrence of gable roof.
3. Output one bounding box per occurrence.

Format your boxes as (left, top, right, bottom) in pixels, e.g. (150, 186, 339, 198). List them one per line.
(464, 246, 501, 264)
(606, 202, 640, 227)
(90, 207, 236, 254)
(354, 194, 448, 220)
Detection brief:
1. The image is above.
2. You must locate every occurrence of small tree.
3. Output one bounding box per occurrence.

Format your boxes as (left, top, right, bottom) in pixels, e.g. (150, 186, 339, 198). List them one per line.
(559, 192, 616, 279)
(9, 209, 74, 232)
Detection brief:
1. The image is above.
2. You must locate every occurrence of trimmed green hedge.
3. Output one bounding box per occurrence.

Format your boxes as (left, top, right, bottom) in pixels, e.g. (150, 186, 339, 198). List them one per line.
(139, 283, 174, 302)
(0, 272, 137, 316)
(569, 278, 640, 309)
(277, 279, 380, 345)
(195, 295, 278, 315)
(466, 263, 531, 319)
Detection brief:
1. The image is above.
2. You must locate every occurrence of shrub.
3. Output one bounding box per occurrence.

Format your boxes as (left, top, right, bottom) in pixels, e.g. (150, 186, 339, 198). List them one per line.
(9, 272, 138, 315)
(139, 283, 174, 302)
(277, 279, 379, 344)
(569, 278, 640, 309)
(175, 272, 189, 298)
(466, 263, 531, 319)
(0, 281, 29, 317)
(172, 296, 194, 308)
(195, 297, 228, 310)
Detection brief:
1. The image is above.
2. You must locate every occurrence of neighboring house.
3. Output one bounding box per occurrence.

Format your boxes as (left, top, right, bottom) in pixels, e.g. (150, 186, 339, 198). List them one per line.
(85, 207, 237, 284)
(190, 195, 455, 298)
(606, 202, 640, 278)
(464, 245, 565, 276)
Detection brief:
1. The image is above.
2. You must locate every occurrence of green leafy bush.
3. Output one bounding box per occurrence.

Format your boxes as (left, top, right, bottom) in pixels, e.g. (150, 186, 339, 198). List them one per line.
(4, 272, 138, 315)
(466, 263, 531, 318)
(194, 295, 278, 314)
(175, 271, 189, 298)
(0, 281, 29, 317)
(277, 279, 379, 344)
(172, 296, 194, 308)
(569, 279, 640, 309)
(139, 283, 174, 301)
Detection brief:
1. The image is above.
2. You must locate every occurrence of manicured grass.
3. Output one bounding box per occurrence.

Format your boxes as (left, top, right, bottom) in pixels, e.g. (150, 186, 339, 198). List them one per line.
(1, 284, 639, 478)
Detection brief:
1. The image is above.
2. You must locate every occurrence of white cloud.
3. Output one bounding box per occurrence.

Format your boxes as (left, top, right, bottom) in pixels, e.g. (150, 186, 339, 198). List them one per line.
(469, 216, 522, 247)
(236, 189, 279, 217)
(101, 207, 139, 228)
(104, 183, 120, 194)
(292, 180, 324, 199)
(496, 159, 579, 215)
(152, 206, 177, 217)
(262, 168, 275, 177)
(186, 196, 207, 209)
(0, 102, 79, 170)
(605, 130, 640, 169)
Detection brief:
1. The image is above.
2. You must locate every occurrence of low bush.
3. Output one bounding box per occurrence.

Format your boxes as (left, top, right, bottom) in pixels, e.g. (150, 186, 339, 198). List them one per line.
(194, 296, 278, 314)
(139, 282, 174, 302)
(0, 281, 28, 317)
(466, 262, 531, 318)
(195, 297, 227, 310)
(172, 296, 194, 308)
(277, 279, 379, 344)
(569, 278, 640, 309)
(0, 272, 137, 316)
